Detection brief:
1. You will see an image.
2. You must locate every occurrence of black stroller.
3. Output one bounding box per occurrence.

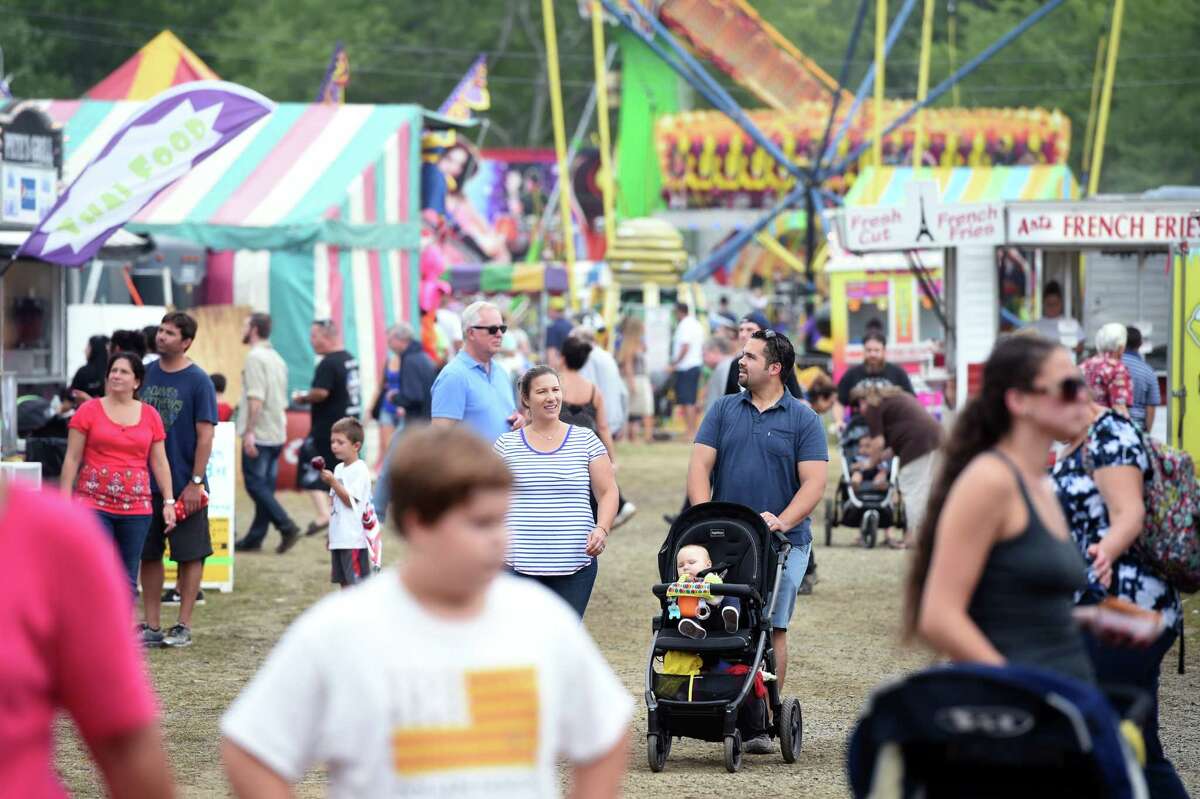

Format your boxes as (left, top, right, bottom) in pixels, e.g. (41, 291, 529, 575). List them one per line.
(824, 414, 905, 548)
(645, 502, 802, 773)
(847, 663, 1151, 798)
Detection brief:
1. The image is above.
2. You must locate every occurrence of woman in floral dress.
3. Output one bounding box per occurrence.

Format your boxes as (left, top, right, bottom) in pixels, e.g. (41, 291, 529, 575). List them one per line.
(1052, 401, 1187, 798)
(61, 352, 176, 596)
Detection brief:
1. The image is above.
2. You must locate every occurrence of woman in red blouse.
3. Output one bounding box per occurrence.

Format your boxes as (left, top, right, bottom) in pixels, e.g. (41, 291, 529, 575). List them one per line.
(61, 352, 176, 595)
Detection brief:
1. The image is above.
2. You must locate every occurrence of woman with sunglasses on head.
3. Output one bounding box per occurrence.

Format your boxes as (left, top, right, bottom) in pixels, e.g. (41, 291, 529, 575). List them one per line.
(1051, 384, 1188, 797)
(906, 336, 1098, 684)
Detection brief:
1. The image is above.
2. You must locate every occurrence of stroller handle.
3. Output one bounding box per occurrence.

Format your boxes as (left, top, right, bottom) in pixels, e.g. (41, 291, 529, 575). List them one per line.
(772, 529, 792, 556)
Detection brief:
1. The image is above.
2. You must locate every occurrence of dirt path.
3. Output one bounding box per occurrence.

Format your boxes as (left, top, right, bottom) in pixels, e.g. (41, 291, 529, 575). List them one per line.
(56, 441, 1198, 797)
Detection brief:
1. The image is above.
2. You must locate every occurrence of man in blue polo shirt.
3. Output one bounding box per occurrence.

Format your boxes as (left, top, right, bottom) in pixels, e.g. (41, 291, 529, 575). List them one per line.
(687, 328, 827, 751)
(432, 300, 524, 442)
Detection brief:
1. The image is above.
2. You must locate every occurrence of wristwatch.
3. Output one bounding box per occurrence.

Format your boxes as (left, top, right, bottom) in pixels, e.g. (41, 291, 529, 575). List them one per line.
(191, 475, 203, 486)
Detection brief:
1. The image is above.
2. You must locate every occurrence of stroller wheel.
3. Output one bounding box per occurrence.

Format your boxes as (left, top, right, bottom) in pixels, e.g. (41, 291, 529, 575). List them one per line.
(823, 498, 835, 547)
(862, 511, 879, 549)
(646, 732, 670, 772)
(723, 731, 743, 773)
(779, 696, 803, 763)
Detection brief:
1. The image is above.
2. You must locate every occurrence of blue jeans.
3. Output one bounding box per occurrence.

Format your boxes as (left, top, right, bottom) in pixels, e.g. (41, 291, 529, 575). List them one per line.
(372, 420, 406, 523)
(1084, 628, 1190, 799)
(95, 511, 152, 597)
(509, 559, 598, 618)
(770, 539, 812, 630)
(241, 444, 297, 547)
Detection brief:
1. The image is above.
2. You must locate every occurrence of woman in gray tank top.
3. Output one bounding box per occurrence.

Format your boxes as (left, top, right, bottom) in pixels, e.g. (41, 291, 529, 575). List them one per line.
(904, 335, 1097, 684)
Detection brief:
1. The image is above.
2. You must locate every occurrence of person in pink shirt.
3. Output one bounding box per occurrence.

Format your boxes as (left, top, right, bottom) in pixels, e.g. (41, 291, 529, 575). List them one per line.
(0, 480, 174, 798)
(60, 352, 176, 596)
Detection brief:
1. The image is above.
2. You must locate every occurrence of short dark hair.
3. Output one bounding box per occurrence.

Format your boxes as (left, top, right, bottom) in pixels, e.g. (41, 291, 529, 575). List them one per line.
(387, 426, 513, 535)
(331, 416, 364, 446)
(211, 373, 227, 393)
(1043, 280, 1063, 299)
(676, 303, 690, 315)
(248, 312, 272, 339)
(107, 351, 146, 396)
(863, 330, 887, 347)
(161, 311, 198, 343)
(751, 329, 795, 383)
(142, 325, 158, 354)
(560, 335, 592, 371)
(110, 329, 146, 358)
(518, 365, 560, 410)
(1125, 325, 1143, 353)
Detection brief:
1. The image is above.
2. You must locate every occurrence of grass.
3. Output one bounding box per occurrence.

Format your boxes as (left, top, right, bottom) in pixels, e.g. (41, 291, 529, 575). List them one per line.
(55, 442, 1199, 797)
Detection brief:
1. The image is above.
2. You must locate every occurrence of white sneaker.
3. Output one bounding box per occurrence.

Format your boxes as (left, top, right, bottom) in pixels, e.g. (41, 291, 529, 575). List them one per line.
(613, 501, 637, 529)
(678, 618, 707, 639)
(722, 604, 740, 633)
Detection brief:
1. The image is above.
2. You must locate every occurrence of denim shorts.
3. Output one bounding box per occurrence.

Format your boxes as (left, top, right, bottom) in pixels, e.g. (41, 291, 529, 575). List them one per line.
(770, 539, 812, 630)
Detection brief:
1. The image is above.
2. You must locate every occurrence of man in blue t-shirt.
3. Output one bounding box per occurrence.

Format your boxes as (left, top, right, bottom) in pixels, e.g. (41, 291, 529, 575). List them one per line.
(687, 329, 827, 752)
(432, 300, 524, 442)
(139, 311, 219, 650)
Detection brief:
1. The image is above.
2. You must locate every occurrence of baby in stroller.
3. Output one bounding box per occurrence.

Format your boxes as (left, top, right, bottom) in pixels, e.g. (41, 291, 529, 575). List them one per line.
(673, 544, 741, 639)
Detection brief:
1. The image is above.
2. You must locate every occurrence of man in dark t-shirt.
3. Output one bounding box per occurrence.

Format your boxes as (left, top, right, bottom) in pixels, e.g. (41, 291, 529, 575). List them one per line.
(139, 312, 219, 649)
(292, 320, 362, 534)
(835, 330, 914, 423)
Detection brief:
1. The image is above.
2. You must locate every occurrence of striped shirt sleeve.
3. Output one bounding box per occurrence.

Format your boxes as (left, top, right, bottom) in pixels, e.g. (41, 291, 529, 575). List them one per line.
(580, 427, 607, 461)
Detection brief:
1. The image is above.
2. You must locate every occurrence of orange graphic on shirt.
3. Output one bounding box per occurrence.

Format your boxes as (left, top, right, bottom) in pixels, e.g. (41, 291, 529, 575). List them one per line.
(393, 667, 539, 775)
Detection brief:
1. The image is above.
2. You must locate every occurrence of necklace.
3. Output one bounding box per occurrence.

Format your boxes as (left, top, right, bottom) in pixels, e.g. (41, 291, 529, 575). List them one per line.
(528, 424, 560, 442)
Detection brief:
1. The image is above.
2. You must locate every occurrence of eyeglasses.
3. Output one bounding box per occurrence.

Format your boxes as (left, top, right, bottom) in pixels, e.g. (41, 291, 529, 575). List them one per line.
(1030, 376, 1087, 403)
(470, 324, 508, 336)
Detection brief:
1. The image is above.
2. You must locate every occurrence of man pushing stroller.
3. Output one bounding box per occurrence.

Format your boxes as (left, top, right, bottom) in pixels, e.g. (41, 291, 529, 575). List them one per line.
(686, 329, 827, 753)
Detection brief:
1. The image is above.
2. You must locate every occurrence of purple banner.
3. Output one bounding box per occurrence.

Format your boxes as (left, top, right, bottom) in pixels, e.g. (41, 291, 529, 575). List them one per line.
(16, 81, 275, 266)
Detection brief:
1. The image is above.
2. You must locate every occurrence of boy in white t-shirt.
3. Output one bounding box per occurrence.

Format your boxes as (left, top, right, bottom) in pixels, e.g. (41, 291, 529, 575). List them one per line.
(321, 417, 374, 587)
(221, 425, 631, 798)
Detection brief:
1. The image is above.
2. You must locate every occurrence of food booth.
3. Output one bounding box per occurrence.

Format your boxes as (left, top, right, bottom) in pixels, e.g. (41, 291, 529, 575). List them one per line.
(837, 177, 1200, 456)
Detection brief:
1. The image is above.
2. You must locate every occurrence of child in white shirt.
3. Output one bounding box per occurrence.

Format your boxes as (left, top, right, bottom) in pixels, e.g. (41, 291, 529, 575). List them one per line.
(320, 417, 373, 587)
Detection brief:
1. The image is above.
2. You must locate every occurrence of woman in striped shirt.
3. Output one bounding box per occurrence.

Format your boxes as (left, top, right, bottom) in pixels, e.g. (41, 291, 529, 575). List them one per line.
(494, 365, 618, 617)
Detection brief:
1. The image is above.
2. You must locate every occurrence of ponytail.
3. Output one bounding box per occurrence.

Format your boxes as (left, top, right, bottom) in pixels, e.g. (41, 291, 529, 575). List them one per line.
(902, 335, 1058, 638)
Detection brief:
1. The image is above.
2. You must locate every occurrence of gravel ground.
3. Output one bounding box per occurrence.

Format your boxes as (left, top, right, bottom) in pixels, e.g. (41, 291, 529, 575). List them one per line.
(55, 441, 1198, 796)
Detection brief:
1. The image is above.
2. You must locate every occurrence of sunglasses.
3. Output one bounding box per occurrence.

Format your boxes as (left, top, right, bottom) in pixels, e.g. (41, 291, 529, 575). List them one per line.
(470, 324, 508, 336)
(1030, 376, 1087, 403)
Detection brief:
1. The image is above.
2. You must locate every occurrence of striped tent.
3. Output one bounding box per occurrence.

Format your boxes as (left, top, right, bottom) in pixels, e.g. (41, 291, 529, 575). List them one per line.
(845, 165, 1079, 207)
(86, 31, 220, 101)
(37, 99, 423, 400)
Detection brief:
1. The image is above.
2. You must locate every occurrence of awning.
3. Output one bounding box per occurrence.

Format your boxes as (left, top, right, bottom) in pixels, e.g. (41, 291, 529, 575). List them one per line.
(32, 99, 424, 250)
(441, 261, 607, 294)
(845, 165, 1079, 207)
(0, 227, 149, 257)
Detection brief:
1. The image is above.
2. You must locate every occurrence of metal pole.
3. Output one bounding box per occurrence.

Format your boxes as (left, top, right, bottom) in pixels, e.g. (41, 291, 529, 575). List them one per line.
(540, 0, 579, 309)
(813, 0, 870, 176)
(1088, 0, 1125, 197)
(589, 1, 618, 252)
(530, 44, 616, 263)
(947, 1, 961, 107)
(818, 0, 919, 175)
(826, 0, 1068, 180)
(912, 0, 935, 168)
(1080, 33, 1108, 181)
(872, 0, 887, 170)
(604, 0, 810, 183)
